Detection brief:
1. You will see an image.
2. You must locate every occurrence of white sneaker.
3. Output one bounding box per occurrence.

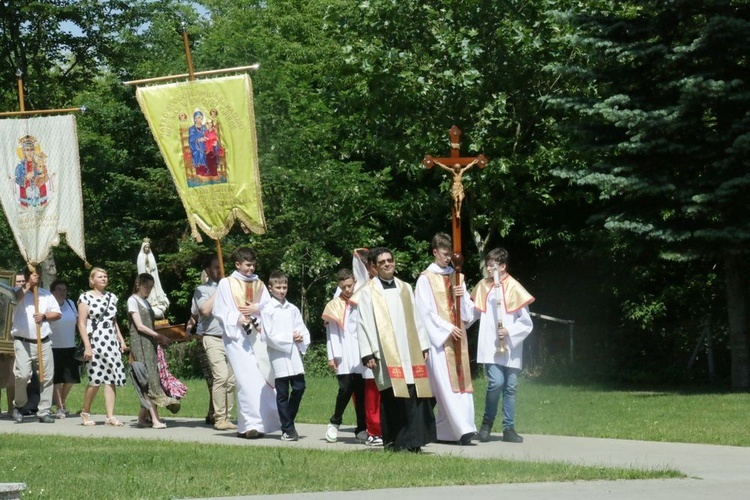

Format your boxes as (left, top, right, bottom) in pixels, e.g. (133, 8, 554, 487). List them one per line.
(356, 430, 368, 442)
(366, 435, 383, 446)
(326, 423, 339, 443)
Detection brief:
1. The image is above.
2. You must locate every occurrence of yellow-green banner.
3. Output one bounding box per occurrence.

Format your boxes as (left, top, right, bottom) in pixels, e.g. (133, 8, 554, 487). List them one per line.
(135, 74, 265, 240)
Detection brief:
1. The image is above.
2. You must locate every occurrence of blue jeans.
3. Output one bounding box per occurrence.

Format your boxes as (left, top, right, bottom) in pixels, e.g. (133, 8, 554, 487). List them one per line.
(483, 364, 521, 430)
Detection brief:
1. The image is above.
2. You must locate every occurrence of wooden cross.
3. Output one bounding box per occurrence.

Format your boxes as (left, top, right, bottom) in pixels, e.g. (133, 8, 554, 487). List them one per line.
(423, 125, 488, 273)
(423, 126, 487, 390)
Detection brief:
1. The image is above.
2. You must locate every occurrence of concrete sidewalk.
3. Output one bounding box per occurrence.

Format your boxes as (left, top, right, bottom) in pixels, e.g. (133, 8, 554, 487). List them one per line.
(2, 414, 749, 499)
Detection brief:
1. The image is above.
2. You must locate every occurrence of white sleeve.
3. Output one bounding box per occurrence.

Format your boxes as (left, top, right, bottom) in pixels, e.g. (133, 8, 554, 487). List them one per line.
(506, 306, 534, 348)
(326, 321, 343, 361)
(262, 305, 294, 354)
(212, 279, 242, 341)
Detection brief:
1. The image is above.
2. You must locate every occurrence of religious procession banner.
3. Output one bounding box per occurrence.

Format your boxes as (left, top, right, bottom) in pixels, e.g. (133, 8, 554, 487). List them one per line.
(0, 115, 86, 264)
(135, 74, 266, 241)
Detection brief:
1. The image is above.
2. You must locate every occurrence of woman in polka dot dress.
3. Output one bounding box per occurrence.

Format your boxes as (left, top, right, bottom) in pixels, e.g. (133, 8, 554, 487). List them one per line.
(77, 267, 128, 426)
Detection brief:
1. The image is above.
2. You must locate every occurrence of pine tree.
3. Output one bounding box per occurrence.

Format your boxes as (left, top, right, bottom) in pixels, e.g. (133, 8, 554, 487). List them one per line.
(550, 0, 750, 387)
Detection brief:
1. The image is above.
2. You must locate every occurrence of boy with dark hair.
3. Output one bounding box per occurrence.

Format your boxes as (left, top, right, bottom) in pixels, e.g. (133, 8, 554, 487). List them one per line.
(323, 268, 366, 443)
(213, 247, 280, 439)
(262, 270, 310, 441)
(471, 247, 534, 443)
(415, 233, 476, 445)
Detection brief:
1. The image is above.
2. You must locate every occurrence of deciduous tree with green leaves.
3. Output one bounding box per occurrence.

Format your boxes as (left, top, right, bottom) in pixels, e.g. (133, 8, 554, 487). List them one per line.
(326, 0, 586, 270)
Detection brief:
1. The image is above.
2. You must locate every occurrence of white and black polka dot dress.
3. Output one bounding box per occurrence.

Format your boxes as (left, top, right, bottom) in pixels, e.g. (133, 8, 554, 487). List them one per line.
(79, 291, 126, 387)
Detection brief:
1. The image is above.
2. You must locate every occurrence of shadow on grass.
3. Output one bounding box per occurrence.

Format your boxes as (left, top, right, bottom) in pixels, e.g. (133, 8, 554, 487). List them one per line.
(524, 369, 742, 396)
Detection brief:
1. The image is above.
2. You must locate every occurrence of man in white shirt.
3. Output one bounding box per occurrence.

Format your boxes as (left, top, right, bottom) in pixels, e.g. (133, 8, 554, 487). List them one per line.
(12, 266, 61, 423)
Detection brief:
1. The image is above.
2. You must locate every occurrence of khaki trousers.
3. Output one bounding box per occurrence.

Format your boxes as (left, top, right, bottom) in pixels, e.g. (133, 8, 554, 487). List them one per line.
(13, 338, 54, 417)
(202, 335, 235, 421)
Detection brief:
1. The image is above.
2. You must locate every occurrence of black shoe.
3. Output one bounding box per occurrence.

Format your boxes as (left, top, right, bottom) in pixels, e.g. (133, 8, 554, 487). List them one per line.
(478, 421, 492, 442)
(240, 429, 264, 439)
(281, 431, 299, 441)
(12, 408, 23, 424)
(458, 432, 476, 445)
(38, 414, 55, 424)
(502, 427, 523, 443)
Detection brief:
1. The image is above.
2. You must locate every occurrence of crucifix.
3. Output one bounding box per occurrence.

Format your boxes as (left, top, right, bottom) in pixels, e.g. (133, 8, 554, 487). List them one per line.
(423, 126, 488, 389)
(423, 125, 488, 275)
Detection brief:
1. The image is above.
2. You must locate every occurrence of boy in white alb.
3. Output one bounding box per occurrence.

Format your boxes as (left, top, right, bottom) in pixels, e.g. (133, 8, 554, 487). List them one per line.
(262, 270, 310, 441)
(415, 233, 476, 445)
(471, 247, 534, 443)
(213, 247, 280, 439)
(323, 268, 366, 443)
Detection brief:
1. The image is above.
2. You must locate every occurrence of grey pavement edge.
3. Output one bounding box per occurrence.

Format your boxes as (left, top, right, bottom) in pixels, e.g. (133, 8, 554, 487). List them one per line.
(2, 414, 749, 499)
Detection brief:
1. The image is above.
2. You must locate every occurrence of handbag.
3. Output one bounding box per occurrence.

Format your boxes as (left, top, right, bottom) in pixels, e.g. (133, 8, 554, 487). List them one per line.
(74, 343, 86, 362)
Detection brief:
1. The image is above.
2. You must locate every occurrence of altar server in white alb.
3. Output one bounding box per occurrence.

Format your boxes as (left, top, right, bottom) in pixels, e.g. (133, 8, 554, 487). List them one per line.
(471, 247, 534, 443)
(213, 247, 280, 439)
(323, 268, 367, 443)
(415, 233, 476, 445)
(262, 270, 310, 442)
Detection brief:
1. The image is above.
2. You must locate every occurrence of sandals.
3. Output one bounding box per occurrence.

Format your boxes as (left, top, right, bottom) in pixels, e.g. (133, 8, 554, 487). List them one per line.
(80, 412, 95, 426)
(152, 421, 167, 429)
(105, 417, 125, 427)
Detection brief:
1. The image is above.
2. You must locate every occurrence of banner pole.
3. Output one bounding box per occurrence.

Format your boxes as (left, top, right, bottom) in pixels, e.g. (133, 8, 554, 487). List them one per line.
(32, 275, 45, 382)
(216, 239, 225, 279)
(181, 23, 196, 81)
(16, 69, 25, 112)
(0, 107, 86, 118)
(122, 65, 260, 86)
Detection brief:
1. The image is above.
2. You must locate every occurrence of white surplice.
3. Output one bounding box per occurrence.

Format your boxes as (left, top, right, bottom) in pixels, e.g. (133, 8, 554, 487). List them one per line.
(474, 282, 533, 369)
(213, 272, 280, 434)
(415, 263, 477, 441)
(357, 278, 430, 391)
(262, 297, 310, 378)
(325, 299, 365, 376)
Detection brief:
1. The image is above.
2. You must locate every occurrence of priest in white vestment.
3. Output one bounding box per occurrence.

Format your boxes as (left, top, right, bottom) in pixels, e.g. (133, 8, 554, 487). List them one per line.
(357, 247, 436, 452)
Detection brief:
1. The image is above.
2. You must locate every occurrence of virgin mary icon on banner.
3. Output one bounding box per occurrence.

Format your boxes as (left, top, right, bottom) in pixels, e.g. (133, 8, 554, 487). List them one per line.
(15, 134, 51, 208)
(136, 74, 266, 241)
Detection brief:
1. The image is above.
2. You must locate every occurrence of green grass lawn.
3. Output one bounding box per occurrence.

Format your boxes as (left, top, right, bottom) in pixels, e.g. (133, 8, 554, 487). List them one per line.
(1, 435, 681, 499)
(519, 381, 750, 446)
(5, 374, 746, 498)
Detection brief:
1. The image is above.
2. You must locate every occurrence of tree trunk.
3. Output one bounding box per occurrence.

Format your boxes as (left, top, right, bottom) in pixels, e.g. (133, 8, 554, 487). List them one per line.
(725, 250, 749, 389)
